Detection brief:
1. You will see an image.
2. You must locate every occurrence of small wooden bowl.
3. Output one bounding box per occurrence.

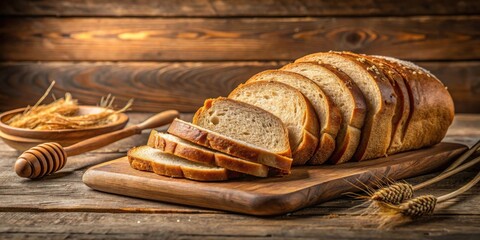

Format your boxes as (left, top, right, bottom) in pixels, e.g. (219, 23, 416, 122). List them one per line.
(0, 130, 86, 151)
(0, 106, 129, 151)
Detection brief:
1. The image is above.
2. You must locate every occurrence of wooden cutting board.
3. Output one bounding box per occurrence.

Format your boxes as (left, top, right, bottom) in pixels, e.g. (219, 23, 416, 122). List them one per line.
(83, 142, 466, 216)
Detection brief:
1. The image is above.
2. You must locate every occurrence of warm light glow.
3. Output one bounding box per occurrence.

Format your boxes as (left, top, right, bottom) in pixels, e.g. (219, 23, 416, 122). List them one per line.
(118, 31, 150, 40)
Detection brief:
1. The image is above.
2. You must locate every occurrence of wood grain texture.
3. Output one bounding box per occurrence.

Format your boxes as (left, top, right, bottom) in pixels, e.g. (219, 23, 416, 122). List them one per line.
(0, 62, 275, 112)
(1, 16, 479, 61)
(0, 61, 478, 113)
(1, 0, 479, 17)
(83, 143, 466, 215)
(1, 211, 479, 239)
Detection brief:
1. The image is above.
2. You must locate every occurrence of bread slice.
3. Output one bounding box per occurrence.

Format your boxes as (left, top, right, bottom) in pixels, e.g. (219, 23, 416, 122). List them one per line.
(228, 81, 319, 165)
(127, 146, 241, 181)
(192, 97, 292, 157)
(245, 70, 342, 164)
(362, 55, 411, 154)
(169, 118, 293, 171)
(281, 62, 367, 164)
(296, 51, 397, 161)
(373, 55, 454, 152)
(147, 130, 270, 177)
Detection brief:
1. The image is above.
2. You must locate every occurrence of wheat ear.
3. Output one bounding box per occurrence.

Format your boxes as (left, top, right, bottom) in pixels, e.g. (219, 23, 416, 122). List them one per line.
(371, 182, 413, 204)
(377, 169, 480, 228)
(362, 143, 480, 206)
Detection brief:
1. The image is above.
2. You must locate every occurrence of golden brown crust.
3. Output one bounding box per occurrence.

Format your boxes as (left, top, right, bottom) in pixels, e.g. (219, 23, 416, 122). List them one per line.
(228, 81, 319, 165)
(291, 129, 318, 165)
(366, 56, 411, 154)
(307, 133, 335, 165)
(128, 156, 152, 172)
(329, 126, 361, 164)
(375, 56, 454, 152)
(148, 130, 269, 177)
(290, 85, 320, 164)
(167, 119, 293, 171)
(127, 147, 241, 181)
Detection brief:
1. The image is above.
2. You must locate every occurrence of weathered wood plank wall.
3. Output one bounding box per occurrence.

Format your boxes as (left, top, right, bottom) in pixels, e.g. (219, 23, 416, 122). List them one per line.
(0, 0, 478, 113)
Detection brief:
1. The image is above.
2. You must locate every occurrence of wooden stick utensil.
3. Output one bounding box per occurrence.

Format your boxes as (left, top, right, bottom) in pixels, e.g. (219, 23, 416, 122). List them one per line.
(14, 110, 179, 179)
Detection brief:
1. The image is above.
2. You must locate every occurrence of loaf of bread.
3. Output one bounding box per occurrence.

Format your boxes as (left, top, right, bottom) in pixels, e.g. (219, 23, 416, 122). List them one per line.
(128, 51, 454, 181)
(373, 55, 454, 153)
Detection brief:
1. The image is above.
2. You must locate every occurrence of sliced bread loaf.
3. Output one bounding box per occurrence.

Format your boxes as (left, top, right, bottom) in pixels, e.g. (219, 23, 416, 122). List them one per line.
(296, 51, 397, 161)
(228, 81, 319, 165)
(281, 62, 367, 164)
(170, 118, 293, 171)
(147, 130, 270, 177)
(373, 56, 454, 153)
(245, 70, 342, 165)
(128, 146, 241, 181)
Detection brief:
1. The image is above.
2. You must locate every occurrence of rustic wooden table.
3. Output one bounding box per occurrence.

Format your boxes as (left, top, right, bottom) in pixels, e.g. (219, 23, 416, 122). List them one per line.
(1, 113, 479, 239)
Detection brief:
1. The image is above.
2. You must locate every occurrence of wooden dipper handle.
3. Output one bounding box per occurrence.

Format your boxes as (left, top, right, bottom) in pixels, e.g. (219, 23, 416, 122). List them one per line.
(14, 110, 179, 179)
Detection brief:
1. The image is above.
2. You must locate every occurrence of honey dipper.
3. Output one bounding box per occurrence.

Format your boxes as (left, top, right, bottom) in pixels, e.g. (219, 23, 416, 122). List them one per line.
(14, 110, 179, 179)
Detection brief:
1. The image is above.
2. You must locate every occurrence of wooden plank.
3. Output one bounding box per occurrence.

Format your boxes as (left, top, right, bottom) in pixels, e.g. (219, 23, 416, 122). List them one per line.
(417, 62, 480, 113)
(0, 17, 479, 61)
(83, 143, 466, 215)
(0, 62, 275, 112)
(0, 61, 478, 113)
(1, 0, 479, 17)
(1, 211, 479, 239)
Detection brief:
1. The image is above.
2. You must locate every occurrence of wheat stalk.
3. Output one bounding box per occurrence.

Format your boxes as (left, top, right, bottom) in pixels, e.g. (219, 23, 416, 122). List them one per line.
(357, 141, 480, 206)
(442, 140, 480, 173)
(376, 170, 480, 228)
(347, 141, 480, 226)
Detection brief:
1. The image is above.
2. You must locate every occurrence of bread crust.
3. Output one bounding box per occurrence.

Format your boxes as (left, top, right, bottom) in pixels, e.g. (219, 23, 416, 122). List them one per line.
(281, 62, 367, 164)
(328, 126, 361, 163)
(374, 56, 454, 152)
(127, 146, 241, 181)
(366, 56, 411, 154)
(148, 130, 269, 177)
(246, 70, 342, 165)
(168, 118, 293, 171)
(297, 52, 397, 161)
(228, 81, 319, 165)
